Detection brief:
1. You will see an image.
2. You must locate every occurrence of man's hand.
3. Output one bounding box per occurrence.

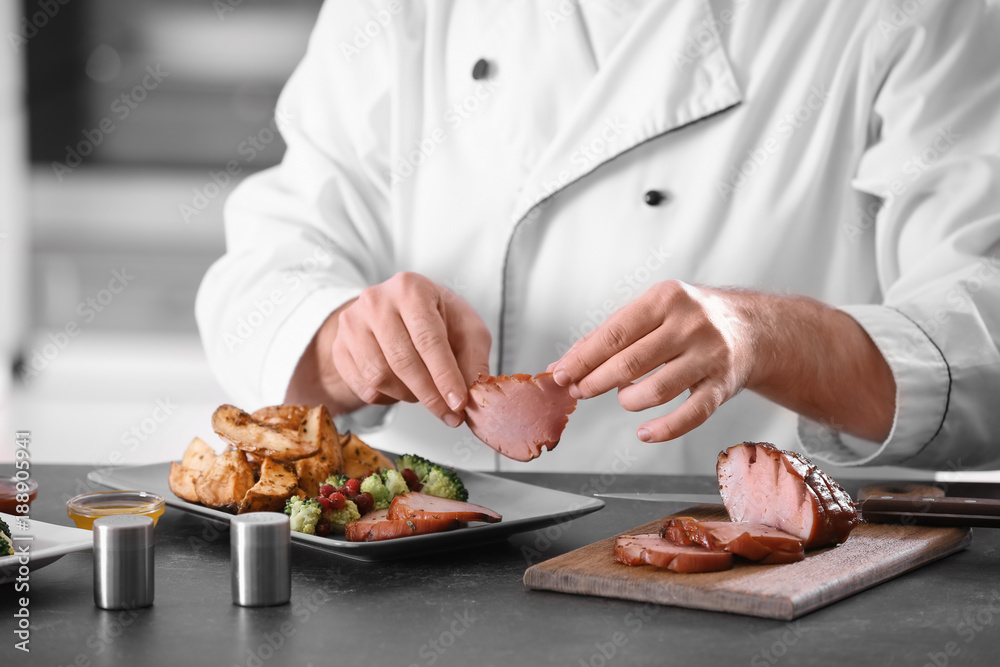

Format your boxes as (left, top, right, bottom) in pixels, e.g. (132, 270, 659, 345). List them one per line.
(287, 272, 491, 427)
(549, 280, 895, 444)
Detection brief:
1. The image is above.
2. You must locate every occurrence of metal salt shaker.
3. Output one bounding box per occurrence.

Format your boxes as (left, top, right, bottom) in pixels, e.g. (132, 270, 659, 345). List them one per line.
(93, 514, 155, 610)
(231, 512, 291, 607)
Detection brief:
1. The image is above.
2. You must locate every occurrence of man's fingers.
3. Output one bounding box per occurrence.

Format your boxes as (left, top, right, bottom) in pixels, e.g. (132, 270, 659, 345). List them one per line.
(616, 355, 703, 412)
(332, 333, 412, 405)
(636, 385, 723, 442)
(373, 313, 464, 427)
(401, 304, 470, 412)
(443, 297, 492, 401)
(551, 301, 661, 388)
(569, 331, 681, 399)
(451, 330, 491, 396)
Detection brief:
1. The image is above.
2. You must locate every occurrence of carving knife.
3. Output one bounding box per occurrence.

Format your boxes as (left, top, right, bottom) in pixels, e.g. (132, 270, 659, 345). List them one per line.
(592, 492, 1000, 527)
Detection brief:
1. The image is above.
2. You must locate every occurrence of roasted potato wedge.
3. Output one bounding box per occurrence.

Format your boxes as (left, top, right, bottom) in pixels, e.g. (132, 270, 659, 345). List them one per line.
(212, 404, 319, 462)
(195, 448, 256, 513)
(252, 405, 310, 430)
(244, 451, 263, 480)
(293, 405, 345, 496)
(341, 433, 395, 478)
(180, 436, 217, 472)
(168, 461, 201, 503)
(238, 457, 299, 514)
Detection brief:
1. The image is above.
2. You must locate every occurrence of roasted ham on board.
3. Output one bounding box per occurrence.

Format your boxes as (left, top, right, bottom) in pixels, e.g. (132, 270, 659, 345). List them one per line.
(718, 442, 859, 549)
(613, 441, 858, 572)
(660, 517, 805, 564)
(465, 373, 578, 462)
(613, 534, 734, 573)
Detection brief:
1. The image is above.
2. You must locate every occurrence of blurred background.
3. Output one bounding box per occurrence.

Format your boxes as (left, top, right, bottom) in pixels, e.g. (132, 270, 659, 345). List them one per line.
(0, 1, 990, 484)
(0, 0, 323, 466)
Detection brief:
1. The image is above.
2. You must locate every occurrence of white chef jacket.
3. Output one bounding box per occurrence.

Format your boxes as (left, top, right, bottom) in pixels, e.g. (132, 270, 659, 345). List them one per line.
(196, 0, 1000, 475)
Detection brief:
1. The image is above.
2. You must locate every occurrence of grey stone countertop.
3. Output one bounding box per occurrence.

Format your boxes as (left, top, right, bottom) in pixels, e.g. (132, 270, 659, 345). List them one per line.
(2, 465, 999, 666)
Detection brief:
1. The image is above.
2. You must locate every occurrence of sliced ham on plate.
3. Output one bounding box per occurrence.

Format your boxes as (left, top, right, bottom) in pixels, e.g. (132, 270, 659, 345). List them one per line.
(464, 373, 577, 462)
(717, 442, 859, 549)
(660, 517, 805, 564)
(387, 492, 502, 524)
(344, 508, 458, 542)
(613, 534, 734, 573)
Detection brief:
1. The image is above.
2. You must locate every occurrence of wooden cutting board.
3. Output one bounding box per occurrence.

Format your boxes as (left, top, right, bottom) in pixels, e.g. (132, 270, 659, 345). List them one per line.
(523, 505, 972, 620)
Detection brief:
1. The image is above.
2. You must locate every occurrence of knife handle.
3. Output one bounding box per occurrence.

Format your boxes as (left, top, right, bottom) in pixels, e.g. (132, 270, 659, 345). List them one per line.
(861, 495, 1000, 527)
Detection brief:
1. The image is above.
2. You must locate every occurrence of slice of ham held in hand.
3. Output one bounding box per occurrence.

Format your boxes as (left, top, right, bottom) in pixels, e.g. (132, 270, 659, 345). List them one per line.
(465, 373, 577, 462)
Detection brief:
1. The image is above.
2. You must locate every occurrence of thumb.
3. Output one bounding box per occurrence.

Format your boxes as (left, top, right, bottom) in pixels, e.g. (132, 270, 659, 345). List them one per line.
(455, 338, 491, 389)
(448, 314, 492, 388)
(443, 306, 492, 390)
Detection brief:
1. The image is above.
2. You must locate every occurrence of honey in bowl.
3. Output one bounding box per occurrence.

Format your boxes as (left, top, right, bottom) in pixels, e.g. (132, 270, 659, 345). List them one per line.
(67, 491, 165, 530)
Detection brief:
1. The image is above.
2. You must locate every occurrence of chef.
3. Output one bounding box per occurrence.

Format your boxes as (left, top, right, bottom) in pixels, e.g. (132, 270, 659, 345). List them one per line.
(197, 0, 1000, 476)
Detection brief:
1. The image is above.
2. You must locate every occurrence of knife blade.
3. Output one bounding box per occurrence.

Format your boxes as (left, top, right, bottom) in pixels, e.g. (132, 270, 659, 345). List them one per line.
(592, 492, 722, 504)
(593, 492, 1000, 527)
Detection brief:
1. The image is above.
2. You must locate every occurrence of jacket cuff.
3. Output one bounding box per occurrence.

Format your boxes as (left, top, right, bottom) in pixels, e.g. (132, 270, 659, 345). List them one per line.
(798, 304, 951, 466)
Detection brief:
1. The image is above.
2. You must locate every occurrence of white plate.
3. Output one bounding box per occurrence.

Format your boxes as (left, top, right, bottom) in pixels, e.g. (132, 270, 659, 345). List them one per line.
(89, 459, 605, 562)
(0, 512, 93, 585)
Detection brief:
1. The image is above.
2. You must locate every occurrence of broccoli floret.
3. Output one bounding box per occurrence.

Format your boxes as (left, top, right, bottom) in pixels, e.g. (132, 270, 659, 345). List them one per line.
(421, 467, 469, 502)
(382, 468, 409, 498)
(394, 453, 469, 501)
(323, 499, 361, 530)
(360, 474, 392, 510)
(0, 517, 12, 556)
(284, 496, 322, 535)
(325, 474, 350, 488)
(394, 454, 433, 481)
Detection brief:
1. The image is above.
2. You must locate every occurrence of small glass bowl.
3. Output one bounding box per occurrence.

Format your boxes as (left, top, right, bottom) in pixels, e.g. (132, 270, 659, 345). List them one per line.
(67, 490, 165, 530)
(0, 476, 38, 514)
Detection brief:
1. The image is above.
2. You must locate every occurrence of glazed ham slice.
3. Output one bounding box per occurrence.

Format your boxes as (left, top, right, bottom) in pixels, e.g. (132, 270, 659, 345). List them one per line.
(465, 373, 577, 462)
(387, 492, 502, 523)
(613, 534, 734, 573)
(660, 517, 805, 564)
(717, 442, 859, 549)
(344, 509, 458, 542)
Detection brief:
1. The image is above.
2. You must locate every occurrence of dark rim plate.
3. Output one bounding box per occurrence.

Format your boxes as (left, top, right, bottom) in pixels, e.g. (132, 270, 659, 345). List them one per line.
(88, 459, 604, 562)
(0, 512, 93, 584)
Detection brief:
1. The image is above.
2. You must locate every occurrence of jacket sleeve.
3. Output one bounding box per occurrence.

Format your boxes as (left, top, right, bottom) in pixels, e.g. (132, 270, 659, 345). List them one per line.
(799, 0, 1000, 470)
(195, 1, 396, 419)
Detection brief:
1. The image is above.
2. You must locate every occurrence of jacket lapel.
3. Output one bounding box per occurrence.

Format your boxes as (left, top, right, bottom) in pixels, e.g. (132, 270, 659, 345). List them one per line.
(510, 0, 744, 224)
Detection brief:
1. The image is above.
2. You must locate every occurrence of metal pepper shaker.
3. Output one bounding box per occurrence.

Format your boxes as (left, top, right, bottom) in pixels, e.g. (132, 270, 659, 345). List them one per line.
(231, 512, 291, 607)
(93, 514, 155, 610)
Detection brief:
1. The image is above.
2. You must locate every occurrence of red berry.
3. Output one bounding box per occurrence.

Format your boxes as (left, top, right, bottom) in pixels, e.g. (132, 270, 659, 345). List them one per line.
(345, 478, 362, 495)
(335, 485, 350, 496)
(315, 517, 331, 537)
(319, 484, 334, 497)
(355, 492, 375, 516)
(328, 492, 346, 510)
(401, 468, 422, 492)
(317, 496, 334, 512)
